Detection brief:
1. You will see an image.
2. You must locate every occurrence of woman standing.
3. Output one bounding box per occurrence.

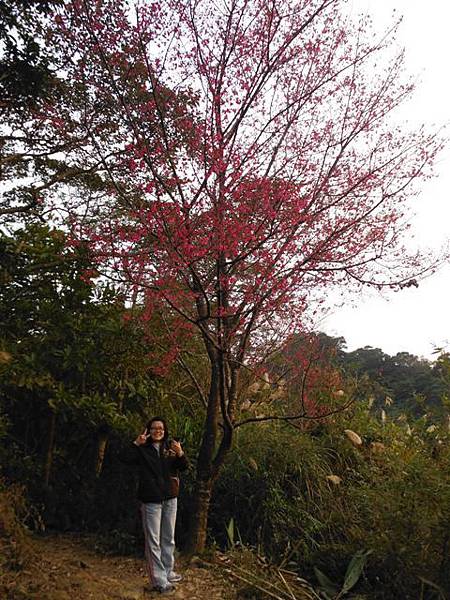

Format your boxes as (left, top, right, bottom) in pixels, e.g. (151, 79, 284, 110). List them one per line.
(123, 416, 188, 594)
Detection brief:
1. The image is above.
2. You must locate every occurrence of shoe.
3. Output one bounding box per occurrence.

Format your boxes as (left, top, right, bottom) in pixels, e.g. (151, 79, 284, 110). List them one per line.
(155, 583, 175, 594)
(168, 572, 182, 583)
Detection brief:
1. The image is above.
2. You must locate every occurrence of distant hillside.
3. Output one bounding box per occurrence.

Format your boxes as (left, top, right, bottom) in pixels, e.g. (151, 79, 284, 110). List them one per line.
(319, 333, 448, 417)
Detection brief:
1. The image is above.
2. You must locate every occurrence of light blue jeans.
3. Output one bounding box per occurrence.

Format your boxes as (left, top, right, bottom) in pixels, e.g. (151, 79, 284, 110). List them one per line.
(141, 498, 177, 588)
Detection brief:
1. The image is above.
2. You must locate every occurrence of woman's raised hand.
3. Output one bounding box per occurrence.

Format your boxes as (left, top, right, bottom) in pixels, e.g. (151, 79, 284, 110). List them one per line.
(134, 428, 149, 446)
(170, 439, 184, 457)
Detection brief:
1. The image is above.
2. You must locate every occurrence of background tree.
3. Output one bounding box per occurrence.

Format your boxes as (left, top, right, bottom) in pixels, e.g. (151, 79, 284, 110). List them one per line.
(0, 224, 161, 486)
(0, 0, 61, 110)
(0, 0, 66, 220)
(23, 0, 446, 551)
(1, 0, 199, 227)
(339, 345, 446, 417)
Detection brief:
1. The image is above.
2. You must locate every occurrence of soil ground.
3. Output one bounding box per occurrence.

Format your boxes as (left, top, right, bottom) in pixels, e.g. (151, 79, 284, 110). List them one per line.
(1, 533, 237, 600)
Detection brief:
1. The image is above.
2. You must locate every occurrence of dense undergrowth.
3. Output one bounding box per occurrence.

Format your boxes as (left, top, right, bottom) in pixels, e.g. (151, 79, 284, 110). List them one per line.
(212, 406, 450, 599)
(2, 398, 450, 599)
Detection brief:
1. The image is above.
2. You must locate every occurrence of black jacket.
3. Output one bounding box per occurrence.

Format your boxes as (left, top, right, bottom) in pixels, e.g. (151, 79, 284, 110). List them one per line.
(121, 441, 188, 503)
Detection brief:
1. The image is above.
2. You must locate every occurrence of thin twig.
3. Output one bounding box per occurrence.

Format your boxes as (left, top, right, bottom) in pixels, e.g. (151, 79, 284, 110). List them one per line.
(201, 559, 290, 598)
(277, 570, 297, 600)
(226, 571, 289, 600)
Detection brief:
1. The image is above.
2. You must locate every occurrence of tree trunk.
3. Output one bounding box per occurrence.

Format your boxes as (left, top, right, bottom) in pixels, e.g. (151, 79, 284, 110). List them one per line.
(186, 362, 220, 554)
(94, 430, 109, 477)
(186, 357, 235, 554)
(187, 478, 213, 554)
(43, 408, 56, 487)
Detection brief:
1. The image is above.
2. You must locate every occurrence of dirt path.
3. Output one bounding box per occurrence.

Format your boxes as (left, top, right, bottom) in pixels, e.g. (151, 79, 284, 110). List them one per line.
(2, 534, 236, 600)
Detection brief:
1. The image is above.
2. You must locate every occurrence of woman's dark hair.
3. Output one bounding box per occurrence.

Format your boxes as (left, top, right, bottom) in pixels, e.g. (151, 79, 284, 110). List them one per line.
(145, 416, 169, 443)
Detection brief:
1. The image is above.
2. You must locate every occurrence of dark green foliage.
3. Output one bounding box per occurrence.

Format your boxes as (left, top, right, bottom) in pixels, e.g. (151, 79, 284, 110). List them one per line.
(0, 224, 201, 549)
(314, 334, 447, 418)
(210, 408, 450, 599)
(0, 0, 61, 110)
(314, 550, 372, 599)
(0, 224, 156, 420)
(342, 346, 445, 415)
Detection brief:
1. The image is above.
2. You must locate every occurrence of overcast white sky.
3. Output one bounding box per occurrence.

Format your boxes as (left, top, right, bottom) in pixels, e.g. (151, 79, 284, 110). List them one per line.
(321, 0, 450, 359)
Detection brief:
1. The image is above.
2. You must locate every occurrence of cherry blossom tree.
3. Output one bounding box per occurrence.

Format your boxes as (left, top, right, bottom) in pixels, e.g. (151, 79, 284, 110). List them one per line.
(31, 0, 444, 550)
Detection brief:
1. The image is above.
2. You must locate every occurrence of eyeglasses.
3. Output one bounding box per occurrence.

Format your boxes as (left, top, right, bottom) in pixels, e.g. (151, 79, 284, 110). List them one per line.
(150, 427, 164, 431)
